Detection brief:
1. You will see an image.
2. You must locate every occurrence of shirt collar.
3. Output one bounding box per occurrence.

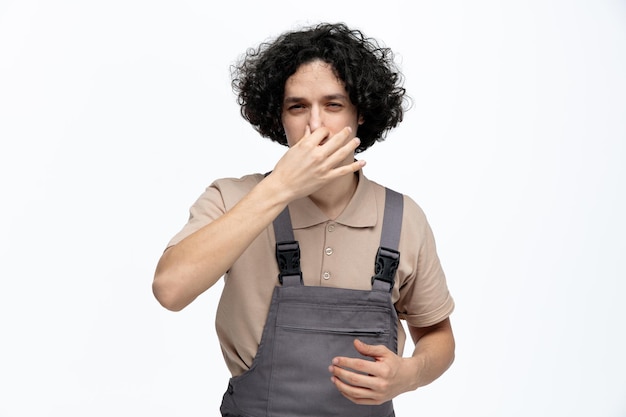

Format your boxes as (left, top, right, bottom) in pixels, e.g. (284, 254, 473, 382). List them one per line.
(289, 170, 378, 229)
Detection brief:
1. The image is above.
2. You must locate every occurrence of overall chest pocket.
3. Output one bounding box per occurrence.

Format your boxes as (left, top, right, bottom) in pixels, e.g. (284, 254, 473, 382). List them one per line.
(276, 302, 391, 338)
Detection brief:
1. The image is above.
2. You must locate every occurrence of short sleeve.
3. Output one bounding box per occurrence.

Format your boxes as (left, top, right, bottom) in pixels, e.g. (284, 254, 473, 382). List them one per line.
(165, 184, 226, 249)
(394, 196, 454, 327)
(165, 174, 264, 249)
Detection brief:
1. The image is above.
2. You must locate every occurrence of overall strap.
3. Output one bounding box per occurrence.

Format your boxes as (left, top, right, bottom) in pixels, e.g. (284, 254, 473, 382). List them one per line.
(273, 206, 303, 287)
(372, 188, 404, 292)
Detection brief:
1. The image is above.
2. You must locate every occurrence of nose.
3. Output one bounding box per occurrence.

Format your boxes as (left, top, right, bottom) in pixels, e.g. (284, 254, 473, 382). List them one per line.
(308, 105, 323, 132)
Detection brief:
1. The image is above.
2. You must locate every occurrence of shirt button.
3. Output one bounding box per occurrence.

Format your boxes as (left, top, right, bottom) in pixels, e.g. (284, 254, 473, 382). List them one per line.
(327, 224, 335, 232)
(322, 271, 331, 280)
(325, 247, 333, 256)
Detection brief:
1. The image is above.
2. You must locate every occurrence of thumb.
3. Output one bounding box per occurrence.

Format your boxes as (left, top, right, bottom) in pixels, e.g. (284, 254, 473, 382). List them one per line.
(353, 338, 389, 359)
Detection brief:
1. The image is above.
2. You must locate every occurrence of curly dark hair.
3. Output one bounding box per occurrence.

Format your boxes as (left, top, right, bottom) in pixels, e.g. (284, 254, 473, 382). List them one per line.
(231, 22, 408, 153)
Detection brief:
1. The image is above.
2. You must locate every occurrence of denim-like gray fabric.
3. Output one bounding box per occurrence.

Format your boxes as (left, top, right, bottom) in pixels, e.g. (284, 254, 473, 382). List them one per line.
(220, 285, 398, 417)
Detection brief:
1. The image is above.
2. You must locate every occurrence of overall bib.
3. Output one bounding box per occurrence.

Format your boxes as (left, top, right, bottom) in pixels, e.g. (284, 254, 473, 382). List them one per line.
(220, 188, 404, 417)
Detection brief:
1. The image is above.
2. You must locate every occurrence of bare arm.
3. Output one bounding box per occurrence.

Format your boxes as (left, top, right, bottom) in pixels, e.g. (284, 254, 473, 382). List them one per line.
(152, 126, 364, 311)
(152, 177, 290, 311)
(406, 317, 456, 388)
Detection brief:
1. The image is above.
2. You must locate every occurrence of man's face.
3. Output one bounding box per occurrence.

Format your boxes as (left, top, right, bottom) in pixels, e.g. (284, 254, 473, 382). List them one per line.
(281, 60, 362, 147)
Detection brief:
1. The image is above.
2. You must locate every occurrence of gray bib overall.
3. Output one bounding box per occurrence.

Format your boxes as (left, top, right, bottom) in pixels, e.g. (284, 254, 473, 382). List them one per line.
(220, 188, 403, 417)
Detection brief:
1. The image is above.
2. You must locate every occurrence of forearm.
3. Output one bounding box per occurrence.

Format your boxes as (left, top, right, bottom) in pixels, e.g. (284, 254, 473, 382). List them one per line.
(406, 318, 455, 390)
(152, 176, 291, 311)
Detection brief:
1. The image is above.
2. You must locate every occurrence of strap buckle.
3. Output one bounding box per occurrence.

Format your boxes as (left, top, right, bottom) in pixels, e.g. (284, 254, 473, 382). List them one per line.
(275, 241, 303, 285)
(371, 246, 400, 292)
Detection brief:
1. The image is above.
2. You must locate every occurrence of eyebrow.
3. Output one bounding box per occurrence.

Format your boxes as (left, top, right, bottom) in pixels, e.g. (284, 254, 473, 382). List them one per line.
(283, 94, 349, 104)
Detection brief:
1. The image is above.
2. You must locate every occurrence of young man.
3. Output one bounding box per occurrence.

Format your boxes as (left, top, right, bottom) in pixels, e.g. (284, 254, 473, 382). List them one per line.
(153, 22, 455, 417)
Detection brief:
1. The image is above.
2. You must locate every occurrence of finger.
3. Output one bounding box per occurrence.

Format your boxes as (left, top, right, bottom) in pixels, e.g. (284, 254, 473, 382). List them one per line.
(329, 362, 374, 388)
(292, 126, 328, 149)
(331, 157, 366, 175)
(330, 375, 378, 404)
(321, 136, 363, 170)
(321, 126, 354, 150)
(305, 126, 330, 147)
(331, 366, 371, 388)
(353, 338, 390, 358)
(298, 126, 350, 156)
(331, 356, 379, 378)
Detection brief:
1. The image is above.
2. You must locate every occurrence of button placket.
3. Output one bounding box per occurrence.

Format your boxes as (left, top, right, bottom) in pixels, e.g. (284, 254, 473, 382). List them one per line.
(321, 221, 338, 284)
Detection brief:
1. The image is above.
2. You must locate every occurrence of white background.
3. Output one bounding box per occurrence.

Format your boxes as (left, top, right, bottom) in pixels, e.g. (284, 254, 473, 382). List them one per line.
(1, 1, 625, 416)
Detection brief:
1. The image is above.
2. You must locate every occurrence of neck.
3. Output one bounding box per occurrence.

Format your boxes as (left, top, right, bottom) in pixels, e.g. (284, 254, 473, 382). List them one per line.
(309, 171, 359, 220)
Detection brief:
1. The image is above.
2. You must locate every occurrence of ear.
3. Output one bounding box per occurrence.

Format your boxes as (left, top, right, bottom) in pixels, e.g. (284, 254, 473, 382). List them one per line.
(358, 115, 365, 125)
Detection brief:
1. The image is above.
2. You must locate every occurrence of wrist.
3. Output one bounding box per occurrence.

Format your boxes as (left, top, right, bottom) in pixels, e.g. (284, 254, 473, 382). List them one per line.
(403, 355, 425, 392)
